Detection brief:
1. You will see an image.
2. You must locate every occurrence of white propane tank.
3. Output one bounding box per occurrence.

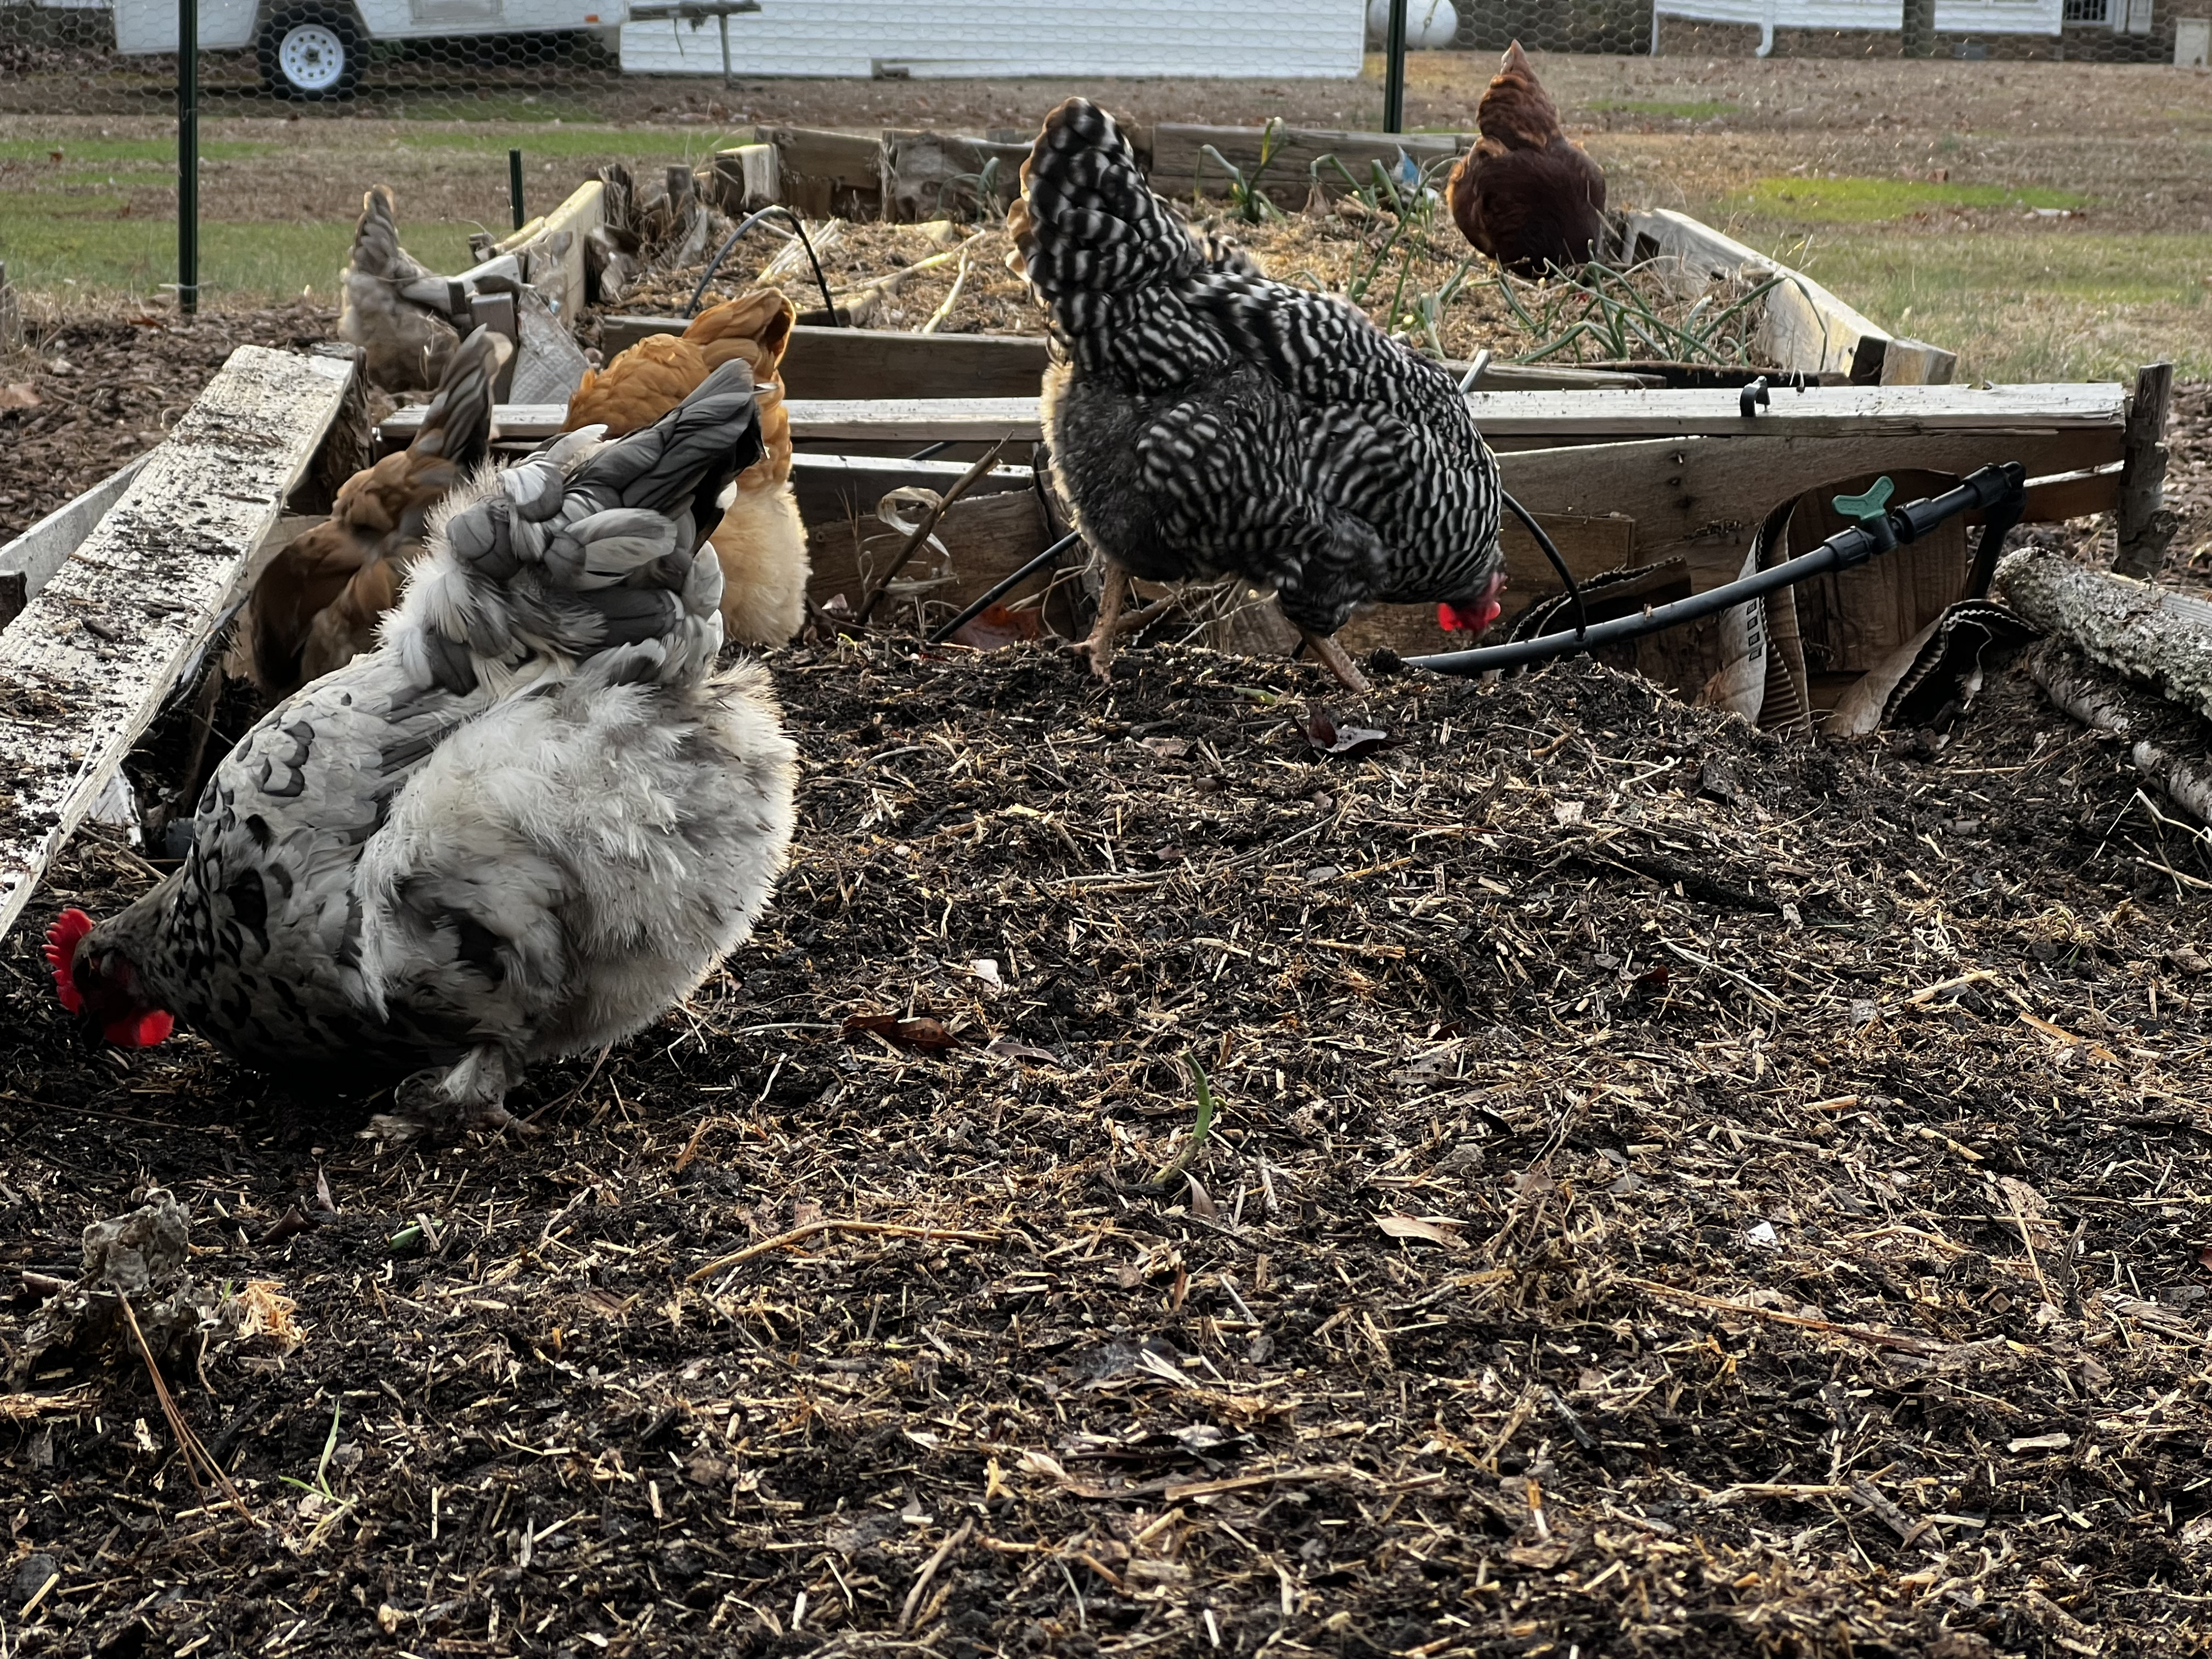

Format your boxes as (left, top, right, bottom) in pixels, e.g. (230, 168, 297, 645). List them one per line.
(1366, 0, 1459, 50)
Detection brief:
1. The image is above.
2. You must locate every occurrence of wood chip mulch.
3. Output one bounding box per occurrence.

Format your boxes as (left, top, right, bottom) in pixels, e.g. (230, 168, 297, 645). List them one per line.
(3, 635, 2209, 1658)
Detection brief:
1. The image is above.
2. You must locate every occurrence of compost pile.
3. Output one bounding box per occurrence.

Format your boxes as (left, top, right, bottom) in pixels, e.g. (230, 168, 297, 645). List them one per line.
(616, 210, 1781, 371)
(3, 637, 2209, 1658)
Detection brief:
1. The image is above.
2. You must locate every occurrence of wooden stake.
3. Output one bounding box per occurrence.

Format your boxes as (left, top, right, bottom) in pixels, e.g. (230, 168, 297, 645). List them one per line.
(2114, 361, 2176, 579)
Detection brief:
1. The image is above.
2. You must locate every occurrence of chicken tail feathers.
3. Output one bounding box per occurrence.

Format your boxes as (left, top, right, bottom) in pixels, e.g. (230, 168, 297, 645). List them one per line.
(398, 362, 766, 690)
(413, 325, 510, 473)
(1015, 98, 1234, 388)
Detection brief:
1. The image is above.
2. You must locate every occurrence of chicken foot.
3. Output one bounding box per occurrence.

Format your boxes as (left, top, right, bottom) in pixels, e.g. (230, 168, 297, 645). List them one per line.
(368, 1046, 528, 1143)
(1298, 627, 1370, 695)
(1070, 562, 1132, 681)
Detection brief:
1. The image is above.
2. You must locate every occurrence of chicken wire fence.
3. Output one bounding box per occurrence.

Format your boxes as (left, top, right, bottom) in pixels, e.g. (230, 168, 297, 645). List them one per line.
(2, 0, 2193, 120)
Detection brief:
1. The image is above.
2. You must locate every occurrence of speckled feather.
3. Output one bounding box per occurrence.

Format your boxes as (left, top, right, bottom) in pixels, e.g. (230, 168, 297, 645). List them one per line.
(76, 363, 799, 1126)
(1018, 98, 1504, 634)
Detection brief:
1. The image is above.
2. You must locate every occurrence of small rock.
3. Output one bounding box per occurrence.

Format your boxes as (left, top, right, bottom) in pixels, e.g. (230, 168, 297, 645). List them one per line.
(14, 1555, 59, 1607)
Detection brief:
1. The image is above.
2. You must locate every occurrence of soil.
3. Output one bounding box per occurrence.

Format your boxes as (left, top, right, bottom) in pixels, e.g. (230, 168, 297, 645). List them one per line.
(0, 303, 326, 546)
(3, 628, 2211, 1658)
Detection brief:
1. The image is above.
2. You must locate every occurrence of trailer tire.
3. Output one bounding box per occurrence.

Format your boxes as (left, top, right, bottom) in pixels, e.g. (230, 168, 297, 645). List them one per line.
(258, 7, 362, 100)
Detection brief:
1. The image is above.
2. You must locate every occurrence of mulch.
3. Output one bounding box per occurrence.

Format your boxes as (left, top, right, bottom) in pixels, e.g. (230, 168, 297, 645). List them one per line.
(3, 628, 2209, 1658)
(0, 302, 328, 548)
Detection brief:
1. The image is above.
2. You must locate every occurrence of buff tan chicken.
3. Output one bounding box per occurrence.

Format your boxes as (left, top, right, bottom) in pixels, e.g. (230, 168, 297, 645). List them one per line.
(565, 289, 808, 650)
(234, 326, 510, 698)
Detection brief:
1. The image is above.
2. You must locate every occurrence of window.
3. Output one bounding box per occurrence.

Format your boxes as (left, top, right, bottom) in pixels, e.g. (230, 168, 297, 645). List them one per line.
(2061, 0, 2107, 19)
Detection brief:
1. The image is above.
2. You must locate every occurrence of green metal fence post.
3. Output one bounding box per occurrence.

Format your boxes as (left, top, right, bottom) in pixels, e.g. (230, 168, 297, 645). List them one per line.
(1381, 0, 1408, 134)
(177, 0, 198, 315)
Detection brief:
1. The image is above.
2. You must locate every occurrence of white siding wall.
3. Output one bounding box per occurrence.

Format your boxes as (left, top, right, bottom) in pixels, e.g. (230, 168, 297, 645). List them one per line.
(1656, 0, 2062, 31)
(618, 0, 1368, 77)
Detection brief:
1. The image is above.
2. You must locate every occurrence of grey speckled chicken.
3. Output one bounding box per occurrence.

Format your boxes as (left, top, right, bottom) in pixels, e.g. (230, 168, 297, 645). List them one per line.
(45, 363, 798, 1138)
(338, 185, 461, 393)
(1011, 97, 1507, 692)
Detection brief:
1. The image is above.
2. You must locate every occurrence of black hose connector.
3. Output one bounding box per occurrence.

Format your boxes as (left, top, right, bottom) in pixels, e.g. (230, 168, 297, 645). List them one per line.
(1402, 461, 2027, 679)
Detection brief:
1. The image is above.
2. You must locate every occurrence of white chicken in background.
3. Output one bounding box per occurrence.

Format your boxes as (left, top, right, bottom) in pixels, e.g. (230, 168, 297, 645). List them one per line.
(46, 364, 798, 1137)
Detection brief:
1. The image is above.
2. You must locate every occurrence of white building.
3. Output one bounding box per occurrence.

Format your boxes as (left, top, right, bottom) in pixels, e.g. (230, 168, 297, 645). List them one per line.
(617, 0, 1367, 77)
(1651, 0, 2071, 52)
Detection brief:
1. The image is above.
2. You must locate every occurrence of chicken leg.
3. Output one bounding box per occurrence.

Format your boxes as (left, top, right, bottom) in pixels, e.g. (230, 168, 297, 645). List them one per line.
(1299, 627, 1370, 695)
(370, 1047, 526, 1142)
(1073, 561, 1132, 681)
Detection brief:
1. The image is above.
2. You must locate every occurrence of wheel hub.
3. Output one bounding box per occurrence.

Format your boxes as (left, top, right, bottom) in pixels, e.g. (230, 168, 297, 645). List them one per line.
(278, 24, 346, 91)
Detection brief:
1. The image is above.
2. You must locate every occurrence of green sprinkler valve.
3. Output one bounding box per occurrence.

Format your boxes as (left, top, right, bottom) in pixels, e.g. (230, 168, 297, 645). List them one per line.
(1831, 476, 1897, 562)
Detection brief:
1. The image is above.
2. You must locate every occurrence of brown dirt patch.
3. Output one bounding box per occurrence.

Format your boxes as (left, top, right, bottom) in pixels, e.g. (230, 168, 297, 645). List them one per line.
(2, 629, 2209, 1657)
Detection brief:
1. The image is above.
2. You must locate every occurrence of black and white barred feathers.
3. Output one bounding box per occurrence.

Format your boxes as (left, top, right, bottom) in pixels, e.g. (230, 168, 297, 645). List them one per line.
(1013, 97, 1505, 635)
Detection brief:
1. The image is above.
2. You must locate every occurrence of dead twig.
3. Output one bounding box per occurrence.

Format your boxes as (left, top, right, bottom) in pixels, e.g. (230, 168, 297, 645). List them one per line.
(855, 438, 1012, 623)
(899, 1518, 975, 1631)
(687, 1220, 1002, 1284)
(1622, 1277, 1950, 1357)
(117, 1292, 252, 1521)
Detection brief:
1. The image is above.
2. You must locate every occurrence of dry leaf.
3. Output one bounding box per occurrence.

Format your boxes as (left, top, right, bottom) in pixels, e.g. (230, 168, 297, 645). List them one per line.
(984, 1036, 1062, 1066)
(0, 383, 40, 410)
(1378, 1215, 1466, 1249)
(1302, 704, 1399, 760)
(843, 1013, 961, 1052)
(1184, 1175, 1219, 1220)
(1139, 736, 1190, 758)
(949, 602, 1041, 652)
(1017, 1448, 1068, 1480)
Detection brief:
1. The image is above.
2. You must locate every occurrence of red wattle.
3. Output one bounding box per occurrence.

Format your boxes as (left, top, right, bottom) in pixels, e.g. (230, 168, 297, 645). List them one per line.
(112, 1011, 174, 1048)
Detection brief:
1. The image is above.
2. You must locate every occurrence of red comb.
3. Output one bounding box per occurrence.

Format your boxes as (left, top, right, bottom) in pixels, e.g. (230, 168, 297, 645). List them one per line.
(44, 909, 93, 1014)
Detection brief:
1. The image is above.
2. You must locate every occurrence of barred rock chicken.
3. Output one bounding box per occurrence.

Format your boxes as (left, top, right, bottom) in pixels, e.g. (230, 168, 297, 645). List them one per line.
(46, 364, 798, 1137)
(1445, 42, 1609, 278)
(564, 289, 809, 649)
(1011, 98, 1505, 692)
(234, 326, 509, 698)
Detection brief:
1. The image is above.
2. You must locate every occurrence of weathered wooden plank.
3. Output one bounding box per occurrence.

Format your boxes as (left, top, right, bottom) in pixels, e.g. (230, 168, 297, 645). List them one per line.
(495, 179, 603, 325)
(708, 143, 780, 216)
(1465, 382, 2124, 438)
(789, 453, 1034, 529)
(2113, 361, 2176, 579)
(1148, 123, 1471, 208)
(0, 346, 355, 942)
(595, 323, 1652, 400)
(1497, 426, 2127, 594)
(1621, 207, 1958, 387)
(882, 129, 1027, 223)
(760, 127, 883, 219)
(596, 319, 1055, 398)
(1, 456, 151, 629)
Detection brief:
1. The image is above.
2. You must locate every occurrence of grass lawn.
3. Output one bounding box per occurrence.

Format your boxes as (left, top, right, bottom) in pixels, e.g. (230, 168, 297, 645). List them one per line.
(2, 55, 2207, 382)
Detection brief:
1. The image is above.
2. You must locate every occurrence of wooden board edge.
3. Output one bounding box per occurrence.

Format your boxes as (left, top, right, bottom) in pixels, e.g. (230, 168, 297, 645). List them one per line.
(0, 348, 356, 944)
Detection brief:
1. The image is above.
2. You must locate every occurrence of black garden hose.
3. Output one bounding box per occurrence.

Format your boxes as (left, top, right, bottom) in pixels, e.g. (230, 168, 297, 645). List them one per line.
(1403, 462, 2028, 678)
(687, 205, 839, 324)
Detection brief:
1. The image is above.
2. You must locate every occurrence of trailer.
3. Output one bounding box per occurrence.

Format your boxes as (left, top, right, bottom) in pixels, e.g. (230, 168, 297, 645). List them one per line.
(108, 0, 631, 97)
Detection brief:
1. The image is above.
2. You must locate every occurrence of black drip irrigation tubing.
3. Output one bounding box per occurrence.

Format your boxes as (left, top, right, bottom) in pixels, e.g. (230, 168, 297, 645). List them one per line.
(927, 531, 1085, 645)
(687, 206, 840, 324)
(1402, 462, 2028, 678)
